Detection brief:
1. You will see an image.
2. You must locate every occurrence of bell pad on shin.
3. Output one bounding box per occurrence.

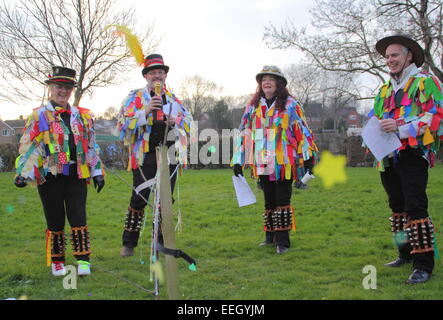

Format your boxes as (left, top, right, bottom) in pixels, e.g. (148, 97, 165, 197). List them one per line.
(405, 217, 435, 254)
(269, 206, 294, 231)
(263, 210, 274, 232)
(70, 226, 91, 256)
(389, 212, 409, 233)
(48, 230, 66, 258)
(124, 207, 145, 232)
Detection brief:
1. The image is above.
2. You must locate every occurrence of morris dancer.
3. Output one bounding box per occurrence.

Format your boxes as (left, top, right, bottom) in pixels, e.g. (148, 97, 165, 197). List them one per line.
(232, 65, 318, 254)
(115, 54, 193, 257)
(370, 34, 443, 284)
(14, 66, 104, 276)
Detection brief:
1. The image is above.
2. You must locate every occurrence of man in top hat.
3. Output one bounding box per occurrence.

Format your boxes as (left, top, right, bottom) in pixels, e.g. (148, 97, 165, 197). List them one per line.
(368, 34, 443, 284)
(14, 66, 105, 277)
(115, 54, 193, 257)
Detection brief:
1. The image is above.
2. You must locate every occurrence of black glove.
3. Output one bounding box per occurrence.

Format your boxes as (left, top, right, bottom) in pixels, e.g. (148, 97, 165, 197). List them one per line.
(294, 181, 308, 190)
(304, 158, 314, 174)
(233, 164, 243, 177)
(93, 175, 105, 193)
(14, 175, 27, 188)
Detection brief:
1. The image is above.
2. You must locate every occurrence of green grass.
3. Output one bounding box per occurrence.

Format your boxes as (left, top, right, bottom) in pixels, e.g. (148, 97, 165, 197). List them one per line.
(1, 164, 443, 300)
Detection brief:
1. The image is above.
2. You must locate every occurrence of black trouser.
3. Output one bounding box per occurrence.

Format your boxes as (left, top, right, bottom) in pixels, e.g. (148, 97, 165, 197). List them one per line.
(380, 147, 434, 273)
(37, 164, 89, 261)
(122, 152, 177, 248)
(259, 175, 293, 248)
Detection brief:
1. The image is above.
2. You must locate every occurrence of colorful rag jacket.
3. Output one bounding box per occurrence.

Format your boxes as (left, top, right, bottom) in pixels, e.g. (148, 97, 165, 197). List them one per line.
(369, 68, 443, 168)
(114, 87, 194, 169)
(16, 102, 103, 185)
(232, 96, 318, 181)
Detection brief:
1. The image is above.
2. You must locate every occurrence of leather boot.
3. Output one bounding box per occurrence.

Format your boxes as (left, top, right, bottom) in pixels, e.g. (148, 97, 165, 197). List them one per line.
(276, 246, 289, 254)
(384, 257, 412, 267)
(405, 269, 431, 284)
(120, 246, 134, 257)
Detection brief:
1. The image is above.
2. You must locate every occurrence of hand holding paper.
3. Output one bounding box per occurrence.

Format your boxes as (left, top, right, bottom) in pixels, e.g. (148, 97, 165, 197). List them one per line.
(232, 175, 256, 207)
(362, 117, 402, 161)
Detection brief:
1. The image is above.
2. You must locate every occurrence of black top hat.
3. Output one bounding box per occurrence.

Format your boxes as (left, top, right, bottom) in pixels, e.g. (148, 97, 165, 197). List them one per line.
(45, 66, 77, 87)
(375, 34, 424, 67)
(142, 54, 169, 76)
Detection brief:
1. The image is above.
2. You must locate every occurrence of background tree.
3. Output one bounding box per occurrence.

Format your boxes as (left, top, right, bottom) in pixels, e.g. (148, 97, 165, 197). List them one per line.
(0, 0, 159, 105)
(179, 74, 221, 121)
(284, 63, 321, 106)
(101, 106, 118, 120)
(206, 99, 232, 131)
(376, 0, 443, 81)
(283, 63, 360, 131)
(264, 0, 443, 94)
(320, 71, 360, 131)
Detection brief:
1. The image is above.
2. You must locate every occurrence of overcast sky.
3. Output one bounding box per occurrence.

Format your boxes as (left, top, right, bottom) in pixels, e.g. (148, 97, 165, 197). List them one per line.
(1, 0, 312, 120)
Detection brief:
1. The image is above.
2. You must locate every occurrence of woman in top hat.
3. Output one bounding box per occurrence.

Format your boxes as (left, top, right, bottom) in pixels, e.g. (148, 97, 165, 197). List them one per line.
(369, 34, 443, 284)
(115, 54, 193, 257)
(14, 66, 105, 276)
(232, 65, 318, 254)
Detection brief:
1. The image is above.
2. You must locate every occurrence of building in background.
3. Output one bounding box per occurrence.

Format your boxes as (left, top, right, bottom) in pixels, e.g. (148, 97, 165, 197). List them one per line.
(0, 118, 25, 144)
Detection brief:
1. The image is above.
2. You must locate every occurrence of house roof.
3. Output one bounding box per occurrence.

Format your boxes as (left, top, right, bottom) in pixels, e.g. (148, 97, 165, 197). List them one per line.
(0, 120, 14, 130)
(5, 119, 26, 128)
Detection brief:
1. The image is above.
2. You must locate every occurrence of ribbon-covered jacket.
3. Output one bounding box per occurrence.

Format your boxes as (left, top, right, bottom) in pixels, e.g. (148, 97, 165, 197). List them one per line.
(232, 96, 318, 181)
(114, 87, 194, 170)
(16, 102, 103, 185)
(370, 64, 443, 168)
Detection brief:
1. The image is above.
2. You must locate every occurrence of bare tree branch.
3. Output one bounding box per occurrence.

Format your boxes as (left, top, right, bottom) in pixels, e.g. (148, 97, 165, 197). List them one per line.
(179, 75, 222, 121)
(0, 0, 160, 106)
(264, 0, 443, 99)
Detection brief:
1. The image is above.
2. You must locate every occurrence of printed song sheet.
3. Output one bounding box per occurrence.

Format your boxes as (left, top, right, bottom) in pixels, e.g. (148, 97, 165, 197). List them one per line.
(232, 175, 256, 207)
(362, 117, 402, 161)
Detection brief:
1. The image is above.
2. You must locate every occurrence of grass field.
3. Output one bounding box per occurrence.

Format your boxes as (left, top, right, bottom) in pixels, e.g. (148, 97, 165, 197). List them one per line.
(1, 164, 443, 300)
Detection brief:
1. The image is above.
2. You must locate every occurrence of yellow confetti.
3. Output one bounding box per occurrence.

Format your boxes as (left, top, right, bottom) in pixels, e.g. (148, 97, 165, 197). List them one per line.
(314, 151, 347, 188)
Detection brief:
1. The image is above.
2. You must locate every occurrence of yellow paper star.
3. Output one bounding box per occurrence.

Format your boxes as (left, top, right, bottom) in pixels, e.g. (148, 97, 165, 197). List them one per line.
(314, 151, 347, 188)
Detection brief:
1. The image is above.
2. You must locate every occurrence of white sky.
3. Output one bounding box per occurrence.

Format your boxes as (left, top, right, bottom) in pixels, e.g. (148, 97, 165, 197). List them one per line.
(0, 0, 312, 119)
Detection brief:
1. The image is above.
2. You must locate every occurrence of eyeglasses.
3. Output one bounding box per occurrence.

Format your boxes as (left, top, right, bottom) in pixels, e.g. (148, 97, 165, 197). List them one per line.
(146, 70, 166, 76)
(52, 84, 74, 91)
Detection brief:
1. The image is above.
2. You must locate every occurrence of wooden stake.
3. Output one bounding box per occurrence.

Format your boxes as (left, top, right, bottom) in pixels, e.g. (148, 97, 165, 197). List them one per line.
(157, 145, 180, 300)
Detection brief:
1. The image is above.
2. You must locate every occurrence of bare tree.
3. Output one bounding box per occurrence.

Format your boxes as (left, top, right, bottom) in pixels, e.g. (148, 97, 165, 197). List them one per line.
(101, 106, 118, 120)
(376, 0, 443, 81)
(179, 74, 221, 120)
(320, 72, 360, 131)
(264, 0, 387, 85)
(0, 0, 159, 106)
(264, 0, 443, 91)
(284, 63, 321, 106)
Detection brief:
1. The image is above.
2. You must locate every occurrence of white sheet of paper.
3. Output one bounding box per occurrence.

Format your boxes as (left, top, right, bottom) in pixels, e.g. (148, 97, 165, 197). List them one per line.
(362, 117, 402, 161)
(162, 102, 179, 118)
(232, 175, 257, 207)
